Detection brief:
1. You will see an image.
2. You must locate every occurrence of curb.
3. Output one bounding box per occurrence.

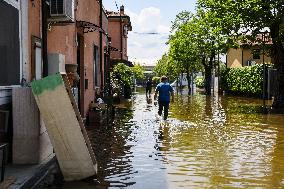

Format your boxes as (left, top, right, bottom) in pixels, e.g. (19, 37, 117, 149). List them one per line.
(13, 155, 57, 189)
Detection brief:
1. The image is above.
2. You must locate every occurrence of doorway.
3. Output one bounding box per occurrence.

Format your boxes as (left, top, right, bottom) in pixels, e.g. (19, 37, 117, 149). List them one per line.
(77, 34, 84, 115)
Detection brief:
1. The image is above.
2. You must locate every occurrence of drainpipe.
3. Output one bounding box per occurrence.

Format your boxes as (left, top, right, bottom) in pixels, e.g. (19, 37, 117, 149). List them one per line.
(42, 0, 48, 77)
(120, 6, 123, 60)
(99, 0, 103, 89)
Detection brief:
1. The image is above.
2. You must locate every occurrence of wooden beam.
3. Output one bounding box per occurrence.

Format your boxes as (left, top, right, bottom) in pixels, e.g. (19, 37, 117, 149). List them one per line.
(31, 74, 97, 181)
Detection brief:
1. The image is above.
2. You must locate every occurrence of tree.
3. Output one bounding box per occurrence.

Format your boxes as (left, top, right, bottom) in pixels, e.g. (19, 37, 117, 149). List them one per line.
(169, 20, 202, 93)
(132, 64, 145, 81)
(111, 63, 144, 98)
(169, 10, 229, 95)
(198, 0, 284, 107)
(153, 53, 179, 82)
(153, 54, 168, 77)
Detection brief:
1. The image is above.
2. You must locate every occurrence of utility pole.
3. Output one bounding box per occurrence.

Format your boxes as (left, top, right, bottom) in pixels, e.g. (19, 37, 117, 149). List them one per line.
(217, 36, 220, 94)
(262, 32, 266, 109)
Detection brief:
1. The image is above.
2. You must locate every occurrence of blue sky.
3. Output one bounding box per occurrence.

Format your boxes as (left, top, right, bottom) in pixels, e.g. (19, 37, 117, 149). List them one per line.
(104, 0, 197, 65)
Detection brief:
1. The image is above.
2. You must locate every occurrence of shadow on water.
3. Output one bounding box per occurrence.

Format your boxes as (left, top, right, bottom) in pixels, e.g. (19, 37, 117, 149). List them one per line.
(87, 108, 137, 188)
(43, 90, 284, 189)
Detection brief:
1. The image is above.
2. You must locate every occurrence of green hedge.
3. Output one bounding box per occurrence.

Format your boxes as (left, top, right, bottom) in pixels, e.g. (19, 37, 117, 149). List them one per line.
(221, 64, 268, 96)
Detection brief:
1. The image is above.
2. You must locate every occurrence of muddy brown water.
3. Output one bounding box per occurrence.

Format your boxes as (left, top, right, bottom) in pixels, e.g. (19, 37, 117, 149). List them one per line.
(45, 92, 284, 189)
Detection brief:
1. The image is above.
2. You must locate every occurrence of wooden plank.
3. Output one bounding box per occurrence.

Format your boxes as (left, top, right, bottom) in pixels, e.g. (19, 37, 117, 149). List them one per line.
(12, 87, 40, 164)
(31, 74, 96, 181)
(39, 118, 54, 163)
(62, 75, 97, 167)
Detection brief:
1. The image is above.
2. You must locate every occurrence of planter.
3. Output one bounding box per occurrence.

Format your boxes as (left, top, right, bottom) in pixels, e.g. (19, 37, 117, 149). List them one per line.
(66, 72, 80, 87)
(65, 64, 78, 73)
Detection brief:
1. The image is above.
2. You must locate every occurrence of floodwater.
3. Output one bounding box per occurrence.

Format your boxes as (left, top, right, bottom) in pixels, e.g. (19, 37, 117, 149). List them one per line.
(47, 91, 284, 189)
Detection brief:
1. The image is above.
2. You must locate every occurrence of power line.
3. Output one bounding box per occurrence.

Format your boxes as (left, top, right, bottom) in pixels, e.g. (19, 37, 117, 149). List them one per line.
(132, 32, 169, 35)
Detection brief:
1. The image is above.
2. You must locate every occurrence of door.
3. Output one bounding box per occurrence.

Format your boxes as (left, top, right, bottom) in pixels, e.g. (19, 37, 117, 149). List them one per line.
(31, 36, 42, 80)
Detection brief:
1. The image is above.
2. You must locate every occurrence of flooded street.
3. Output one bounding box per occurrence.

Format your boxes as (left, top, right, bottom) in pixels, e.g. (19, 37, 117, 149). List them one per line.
(52, 92, 284, 189)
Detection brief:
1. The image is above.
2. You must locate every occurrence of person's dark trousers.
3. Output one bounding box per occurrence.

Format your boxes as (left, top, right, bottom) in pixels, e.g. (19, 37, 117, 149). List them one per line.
(158, 101, 170, 120)
(146, 87, 151, 96)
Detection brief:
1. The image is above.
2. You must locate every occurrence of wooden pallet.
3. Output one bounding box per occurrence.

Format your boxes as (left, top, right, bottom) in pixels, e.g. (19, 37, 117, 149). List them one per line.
(31, 74, 97, 181)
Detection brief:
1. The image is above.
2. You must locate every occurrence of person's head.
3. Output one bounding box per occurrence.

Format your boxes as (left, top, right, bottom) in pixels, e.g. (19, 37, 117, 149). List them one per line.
(148, 77, 151, 81)
(160, 76, 168, 83)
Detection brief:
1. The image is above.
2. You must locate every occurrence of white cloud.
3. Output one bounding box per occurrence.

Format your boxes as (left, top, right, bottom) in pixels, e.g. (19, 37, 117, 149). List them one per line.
(126, 7, 170, 65)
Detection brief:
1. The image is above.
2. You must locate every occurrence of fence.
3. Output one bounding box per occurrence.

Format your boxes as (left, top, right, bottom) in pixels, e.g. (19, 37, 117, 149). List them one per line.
(267, 68, 278, 99)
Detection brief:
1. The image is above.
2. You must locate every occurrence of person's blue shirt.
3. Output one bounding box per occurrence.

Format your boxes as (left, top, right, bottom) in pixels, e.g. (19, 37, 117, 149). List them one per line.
(156, 82, 173, 102)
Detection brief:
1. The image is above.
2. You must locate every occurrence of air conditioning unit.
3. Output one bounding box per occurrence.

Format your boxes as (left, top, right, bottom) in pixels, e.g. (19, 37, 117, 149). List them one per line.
(48, 53, 66, 75)
(247, 60, 256, 66)
(49, 0, 75, 22)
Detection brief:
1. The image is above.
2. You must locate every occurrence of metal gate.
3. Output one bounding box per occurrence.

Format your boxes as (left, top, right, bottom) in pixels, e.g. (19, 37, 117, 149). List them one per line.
(267, 68, 278, 99)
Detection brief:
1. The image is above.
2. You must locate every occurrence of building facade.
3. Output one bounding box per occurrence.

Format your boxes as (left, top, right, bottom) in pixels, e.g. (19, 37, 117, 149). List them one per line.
(106, 6, 133, 67)
(0, 0, 30, 163)
(227, 47, 271, 68)
(0, 0, 131, 179)
(47, 0, 109, 117)
(227, 35, 272, 68)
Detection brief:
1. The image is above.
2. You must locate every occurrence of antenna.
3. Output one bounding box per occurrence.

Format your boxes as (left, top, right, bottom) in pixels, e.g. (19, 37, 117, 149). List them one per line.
(114, 0, 119, 11)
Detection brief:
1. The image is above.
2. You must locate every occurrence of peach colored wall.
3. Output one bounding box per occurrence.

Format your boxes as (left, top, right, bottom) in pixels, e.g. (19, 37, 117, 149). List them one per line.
(227, 48, 242, 68)
(28, 0, 41, 81)
(82, 32, 100, 116)
(242, 48, 271, 66)
(36, 0, 108, 117)
(123, 34, 127, 60)
(108, 19, 128, 60)
(47, 25, 77, 65)
(46, 0, 106, 117)
(76, 0, 103, 117)
(102, 12, 108, 86)
(108, 21, 122, 59)
(227, 48, 272, 68)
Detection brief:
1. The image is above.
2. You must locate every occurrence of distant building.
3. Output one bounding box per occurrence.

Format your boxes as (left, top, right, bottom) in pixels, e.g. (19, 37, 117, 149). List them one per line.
(106, 6, 133, 67)
(144, 65, 155, 72)
(143, 65, 155, 75)
(227, 34, 272, 68)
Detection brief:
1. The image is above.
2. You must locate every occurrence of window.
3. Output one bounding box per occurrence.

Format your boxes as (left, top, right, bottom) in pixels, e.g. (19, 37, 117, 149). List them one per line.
(0, 1, 20, 85)
(253, 49, 260, 60)
(123, 25, 128, 37)
(93, 45, 99, 87)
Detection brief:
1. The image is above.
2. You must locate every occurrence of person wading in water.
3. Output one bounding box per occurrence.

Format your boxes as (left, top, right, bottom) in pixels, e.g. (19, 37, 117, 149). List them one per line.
(146, 78, 153, 98)
(154, 76, 174, 120)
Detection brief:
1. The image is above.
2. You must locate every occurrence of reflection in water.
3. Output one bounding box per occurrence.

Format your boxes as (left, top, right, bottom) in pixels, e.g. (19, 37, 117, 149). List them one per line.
(47, 92, 284, 189)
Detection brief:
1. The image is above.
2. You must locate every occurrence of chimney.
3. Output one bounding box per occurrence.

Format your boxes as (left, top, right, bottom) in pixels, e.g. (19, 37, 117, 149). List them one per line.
(120, 5, 124, 15)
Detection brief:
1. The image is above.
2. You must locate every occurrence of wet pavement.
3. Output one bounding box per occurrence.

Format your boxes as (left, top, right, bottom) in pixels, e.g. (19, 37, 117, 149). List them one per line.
(45, 92, 284, 189)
